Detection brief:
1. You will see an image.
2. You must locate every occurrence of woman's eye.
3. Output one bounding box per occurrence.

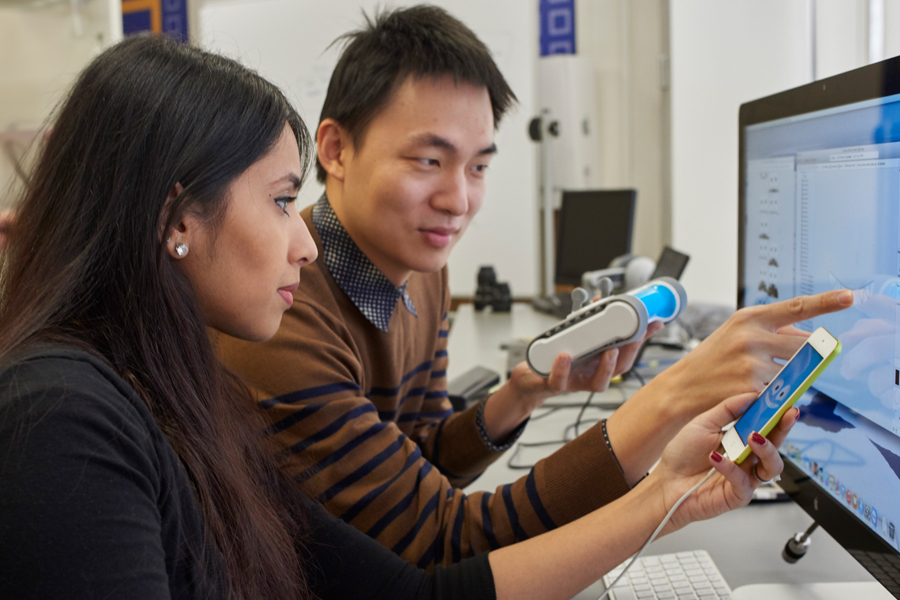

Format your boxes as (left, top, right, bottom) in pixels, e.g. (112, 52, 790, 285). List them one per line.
(274, 195, 296, 215)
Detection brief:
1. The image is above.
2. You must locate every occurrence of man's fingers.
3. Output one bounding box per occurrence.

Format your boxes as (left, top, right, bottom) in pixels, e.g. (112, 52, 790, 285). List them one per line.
(546, 353, 572, 393)
(590, 348, 618, 392)
(774, 325, 811, 338)
(735, 331, 808, 390)
(644, 321, 664, 341)
(753, 290, 853, 330)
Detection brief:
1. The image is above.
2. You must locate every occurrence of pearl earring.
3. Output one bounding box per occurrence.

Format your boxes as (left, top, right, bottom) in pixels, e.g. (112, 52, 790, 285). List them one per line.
(175, 243, 189, 257)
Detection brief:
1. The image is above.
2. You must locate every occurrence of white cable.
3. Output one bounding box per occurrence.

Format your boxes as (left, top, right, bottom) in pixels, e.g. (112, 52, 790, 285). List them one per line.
(597, 467, 718, 600)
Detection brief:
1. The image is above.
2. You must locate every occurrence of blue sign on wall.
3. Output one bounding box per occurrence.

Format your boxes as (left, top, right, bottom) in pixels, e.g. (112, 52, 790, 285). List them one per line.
(123, 0, 188, 42)
(539, 0, 576, 56)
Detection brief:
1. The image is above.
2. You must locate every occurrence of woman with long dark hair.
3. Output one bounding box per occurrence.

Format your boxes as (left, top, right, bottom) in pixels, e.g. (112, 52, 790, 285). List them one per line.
(0, 35, 796, 600)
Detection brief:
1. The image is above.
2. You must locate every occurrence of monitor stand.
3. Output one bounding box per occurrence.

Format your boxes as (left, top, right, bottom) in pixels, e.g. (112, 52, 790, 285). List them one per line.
(733, 582, 893, 600)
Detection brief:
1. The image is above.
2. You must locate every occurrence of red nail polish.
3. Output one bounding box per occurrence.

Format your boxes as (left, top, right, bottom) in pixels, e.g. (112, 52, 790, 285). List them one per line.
(751, 432, 766, 445)
(710, 451, 723, 463)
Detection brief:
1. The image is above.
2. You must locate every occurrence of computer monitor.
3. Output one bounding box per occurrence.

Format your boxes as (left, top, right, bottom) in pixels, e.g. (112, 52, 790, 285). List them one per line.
(739, 56, 900, 597)
(555, 189, 635, 286)
(650, 246, 690, 281)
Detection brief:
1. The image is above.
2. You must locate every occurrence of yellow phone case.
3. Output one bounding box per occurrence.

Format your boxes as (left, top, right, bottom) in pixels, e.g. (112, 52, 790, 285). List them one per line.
(732, 333, 842, 464)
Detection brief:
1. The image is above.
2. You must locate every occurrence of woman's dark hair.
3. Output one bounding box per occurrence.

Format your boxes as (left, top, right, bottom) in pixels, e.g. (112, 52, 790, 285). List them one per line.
(0, 35, 313, 600)
(316, 4, 517, 182)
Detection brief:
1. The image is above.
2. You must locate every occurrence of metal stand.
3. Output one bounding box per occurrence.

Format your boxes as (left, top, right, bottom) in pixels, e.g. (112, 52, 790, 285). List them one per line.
(529, 110, 559, 296)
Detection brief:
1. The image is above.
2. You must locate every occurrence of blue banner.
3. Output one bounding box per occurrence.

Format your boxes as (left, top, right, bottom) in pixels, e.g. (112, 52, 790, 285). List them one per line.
(539, 0, 576, 56)
(123, 0, 188, 42)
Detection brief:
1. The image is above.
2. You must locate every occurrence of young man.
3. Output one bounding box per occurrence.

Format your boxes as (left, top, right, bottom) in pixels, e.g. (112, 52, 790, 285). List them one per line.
(218, 5, 852, 568)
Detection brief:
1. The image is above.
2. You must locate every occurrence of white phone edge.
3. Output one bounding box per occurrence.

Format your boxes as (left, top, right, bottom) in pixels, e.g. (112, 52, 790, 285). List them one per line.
(721, 327, 839, 462)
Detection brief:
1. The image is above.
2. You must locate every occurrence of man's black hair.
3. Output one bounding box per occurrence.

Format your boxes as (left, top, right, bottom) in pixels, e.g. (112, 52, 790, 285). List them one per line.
(315, 4, 517, 182)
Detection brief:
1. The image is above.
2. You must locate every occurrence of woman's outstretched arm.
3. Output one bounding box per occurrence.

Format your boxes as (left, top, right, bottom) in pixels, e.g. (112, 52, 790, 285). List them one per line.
(487, 393, 796, 600)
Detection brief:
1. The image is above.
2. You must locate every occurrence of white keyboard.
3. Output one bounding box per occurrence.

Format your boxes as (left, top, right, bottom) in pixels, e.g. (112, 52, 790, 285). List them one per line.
(602, 550, 733, 600)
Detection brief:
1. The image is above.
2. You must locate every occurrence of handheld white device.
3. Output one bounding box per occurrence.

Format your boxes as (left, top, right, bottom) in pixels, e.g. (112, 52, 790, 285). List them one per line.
(526, 277, 687, 377)
(722, 326, 841, 464)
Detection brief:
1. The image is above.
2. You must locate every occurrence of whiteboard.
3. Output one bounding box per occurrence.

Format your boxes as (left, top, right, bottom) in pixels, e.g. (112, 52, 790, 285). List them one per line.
(198, 0, 539, 296)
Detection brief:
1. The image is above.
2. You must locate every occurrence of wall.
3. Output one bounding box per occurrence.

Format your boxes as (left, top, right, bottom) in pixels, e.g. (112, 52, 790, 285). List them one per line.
(197, 0, 670, 298)
(575, 0, 670, 264)
(197, 0, 539, 298)
(0, 0, 122, 209)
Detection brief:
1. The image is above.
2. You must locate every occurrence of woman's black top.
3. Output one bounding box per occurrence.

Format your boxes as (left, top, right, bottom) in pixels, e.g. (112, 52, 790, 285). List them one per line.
(0, 347, 496, 599)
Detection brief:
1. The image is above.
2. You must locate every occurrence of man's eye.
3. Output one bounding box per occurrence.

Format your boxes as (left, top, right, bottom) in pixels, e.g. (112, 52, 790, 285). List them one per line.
(419, 158, 439, 167)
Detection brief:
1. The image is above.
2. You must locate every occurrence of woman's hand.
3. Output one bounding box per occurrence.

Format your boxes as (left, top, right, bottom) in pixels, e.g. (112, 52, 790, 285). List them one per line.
(652, 392, 799, 534)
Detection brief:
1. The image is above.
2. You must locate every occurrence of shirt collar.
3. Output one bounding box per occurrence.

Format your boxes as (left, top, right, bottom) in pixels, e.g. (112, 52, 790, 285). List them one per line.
(312, 194, 417, 332)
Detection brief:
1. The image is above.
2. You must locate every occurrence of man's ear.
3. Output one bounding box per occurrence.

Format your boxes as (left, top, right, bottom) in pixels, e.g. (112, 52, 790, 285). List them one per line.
(317, 118, 352, 182)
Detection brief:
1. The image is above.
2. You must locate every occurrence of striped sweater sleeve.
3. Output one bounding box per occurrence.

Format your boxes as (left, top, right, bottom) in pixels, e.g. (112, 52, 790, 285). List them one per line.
(218, 300, 633, 569)
(406, 310, 506, 489)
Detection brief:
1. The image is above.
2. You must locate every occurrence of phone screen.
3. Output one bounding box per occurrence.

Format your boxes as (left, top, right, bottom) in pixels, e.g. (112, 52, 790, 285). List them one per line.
(733, 343, 825, 443)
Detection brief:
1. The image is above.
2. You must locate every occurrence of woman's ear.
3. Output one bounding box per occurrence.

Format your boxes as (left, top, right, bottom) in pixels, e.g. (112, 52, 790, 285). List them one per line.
(161, 183, 195, 260)
(317, 118, 351, 182)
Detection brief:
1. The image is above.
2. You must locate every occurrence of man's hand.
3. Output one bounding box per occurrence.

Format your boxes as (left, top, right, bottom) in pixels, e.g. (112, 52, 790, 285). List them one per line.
(480, 322, 662, 444)
(655, 289, 854, 419)
(605, 289, 852, 485)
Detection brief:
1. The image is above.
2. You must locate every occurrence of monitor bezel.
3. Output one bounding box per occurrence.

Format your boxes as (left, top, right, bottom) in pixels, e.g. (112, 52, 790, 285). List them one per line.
(738, 55, 900, 597)
(554, 189, 636, 287)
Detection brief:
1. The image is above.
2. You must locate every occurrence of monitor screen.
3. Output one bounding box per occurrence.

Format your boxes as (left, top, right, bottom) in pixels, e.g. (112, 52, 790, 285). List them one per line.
(739, 56, 900, 597)
(555, 189, 635, 286)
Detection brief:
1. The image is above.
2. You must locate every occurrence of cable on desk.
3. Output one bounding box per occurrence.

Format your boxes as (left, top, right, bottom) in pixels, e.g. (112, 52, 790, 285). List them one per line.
(506, 368, 649, 470)
(506, 439, 568, 469)
(572, 391, 595, 437)
(507, 392, 602, 470)
(529, 404, 589, 422)
(564, 419, 601, 439)
(628, 368, 646, 387)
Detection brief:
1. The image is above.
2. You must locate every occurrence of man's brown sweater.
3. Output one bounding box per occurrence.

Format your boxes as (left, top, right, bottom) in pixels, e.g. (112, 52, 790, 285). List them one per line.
(217, 198, 632, 568)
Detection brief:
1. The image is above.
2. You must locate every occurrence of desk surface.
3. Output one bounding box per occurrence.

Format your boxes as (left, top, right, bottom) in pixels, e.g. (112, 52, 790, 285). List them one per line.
(448, 303, 878, 599)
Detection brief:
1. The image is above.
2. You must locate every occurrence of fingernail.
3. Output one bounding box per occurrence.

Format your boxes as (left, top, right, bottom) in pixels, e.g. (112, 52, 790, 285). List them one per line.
(751, 432, 766, 445)
(710, 451, 723, 463)
(838, 290, 854, 305)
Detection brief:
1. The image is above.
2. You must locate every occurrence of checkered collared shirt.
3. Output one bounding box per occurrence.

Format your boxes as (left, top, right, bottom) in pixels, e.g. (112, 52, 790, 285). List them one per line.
(312, 195, 417, 333)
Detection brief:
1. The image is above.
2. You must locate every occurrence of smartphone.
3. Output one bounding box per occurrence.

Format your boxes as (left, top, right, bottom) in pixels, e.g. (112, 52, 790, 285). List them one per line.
(722, 327, 841, 464)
